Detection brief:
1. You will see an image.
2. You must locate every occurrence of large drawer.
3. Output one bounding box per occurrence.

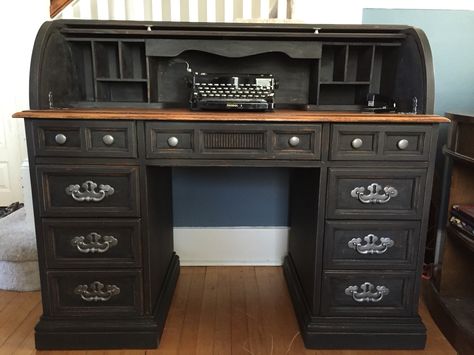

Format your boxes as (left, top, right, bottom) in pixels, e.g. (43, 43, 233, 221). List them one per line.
(46, 270, 143, 317)
(43, 219, 141, 268)
(145, 122, 321, 160)
(29, 120, 137, 158)
(326, 168, 427, 220)
(36, 165, 140, 217)
(320, 271, 415, 317)
(329, 124, 432, 161)
(323, 220, 420, 269)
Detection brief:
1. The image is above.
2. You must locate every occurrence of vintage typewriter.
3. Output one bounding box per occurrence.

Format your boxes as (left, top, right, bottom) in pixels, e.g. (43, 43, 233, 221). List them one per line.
(189, 73, 278, 111)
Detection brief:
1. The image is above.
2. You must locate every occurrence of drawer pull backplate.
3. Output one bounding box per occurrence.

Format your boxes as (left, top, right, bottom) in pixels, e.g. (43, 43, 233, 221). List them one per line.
(71, 232, 118, 254)
(350, 183, 398, 204)
(74, 281, 120, 302)
(65, 180, 115, 202)
(348, 234, 394, 255)
(345, 282, 389, 303)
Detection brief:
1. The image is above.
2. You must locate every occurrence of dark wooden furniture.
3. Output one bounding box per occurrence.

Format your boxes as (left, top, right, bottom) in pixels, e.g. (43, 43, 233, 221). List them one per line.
(14, 20, 448, 350)
(424, 113, 474, 355)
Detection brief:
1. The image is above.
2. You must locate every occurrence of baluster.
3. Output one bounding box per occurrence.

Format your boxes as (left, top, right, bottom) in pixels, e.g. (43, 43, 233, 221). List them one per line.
(109, 0, 126, 20)
(125, 0, 145, 20)
(277, 0, 287, 19)
(151, 0, 163, 21)
(78, 0, 93, 19)
(189, 0, 199, 22)
(207, 0, 216, 22)
(260, 0, 270, 19)
(242, 0, 252, 20)
(97, 0, 110, 19)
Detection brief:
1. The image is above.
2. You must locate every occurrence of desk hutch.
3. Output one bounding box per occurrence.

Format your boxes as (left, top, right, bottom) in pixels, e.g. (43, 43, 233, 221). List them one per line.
(14, 20, 448, 350)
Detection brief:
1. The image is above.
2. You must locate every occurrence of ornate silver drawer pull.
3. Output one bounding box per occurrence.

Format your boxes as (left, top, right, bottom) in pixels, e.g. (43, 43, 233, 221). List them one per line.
(348, 234, 394, 255)
(345, 282, 389, 303)
(65, 180, 114, 202)
(350, 183, 398, 204)
(74, 281, 120, 302)
(71, 232, 118, 253)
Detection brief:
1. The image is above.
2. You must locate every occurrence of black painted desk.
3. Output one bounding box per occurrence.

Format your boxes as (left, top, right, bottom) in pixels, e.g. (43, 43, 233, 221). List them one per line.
(14, 109, 447, 350)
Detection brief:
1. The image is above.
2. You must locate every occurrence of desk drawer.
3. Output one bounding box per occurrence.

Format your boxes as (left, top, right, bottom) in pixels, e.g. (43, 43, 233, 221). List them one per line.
(30, 120, 137, 158)
(326, 168, 426, 219)
(43, 219, 141, 268)
(36, 166, 140, 217)
(145, 122, 321, 160)
(47, 270, 143, 317)
(323, 220, 420, 269)
(321, 271, 415, 317)
(329, 124, 431, 161)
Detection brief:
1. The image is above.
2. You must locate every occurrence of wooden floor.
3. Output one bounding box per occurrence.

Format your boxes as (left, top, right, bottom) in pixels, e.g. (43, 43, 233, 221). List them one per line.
(0, 267, 455, 355)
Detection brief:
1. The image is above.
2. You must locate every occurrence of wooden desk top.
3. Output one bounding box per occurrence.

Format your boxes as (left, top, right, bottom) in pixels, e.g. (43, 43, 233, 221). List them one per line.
(13, 108, 450, 123)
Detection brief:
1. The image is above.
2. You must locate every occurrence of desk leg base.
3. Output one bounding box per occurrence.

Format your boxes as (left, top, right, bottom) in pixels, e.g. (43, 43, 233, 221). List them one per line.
(34, 254, 180, 350)
(283, 255, 427, 349)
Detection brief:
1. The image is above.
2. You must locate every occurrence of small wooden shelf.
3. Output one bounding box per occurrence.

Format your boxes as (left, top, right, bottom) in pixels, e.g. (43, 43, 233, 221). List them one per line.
(446, 224, 474, 253)
(319, 81, 370, 85)
(96, 78, 148, 82)
(443, 147, 474, 166)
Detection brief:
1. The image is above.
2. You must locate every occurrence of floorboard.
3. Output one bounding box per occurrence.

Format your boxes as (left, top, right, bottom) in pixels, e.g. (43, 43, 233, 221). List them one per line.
(0, 266, 456, 355)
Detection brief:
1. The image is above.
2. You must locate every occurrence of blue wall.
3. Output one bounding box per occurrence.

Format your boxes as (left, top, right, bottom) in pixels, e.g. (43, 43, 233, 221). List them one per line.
(173, 168, 289, 227)
(173, 9, 474, 228)
(362, 9, 474, 116)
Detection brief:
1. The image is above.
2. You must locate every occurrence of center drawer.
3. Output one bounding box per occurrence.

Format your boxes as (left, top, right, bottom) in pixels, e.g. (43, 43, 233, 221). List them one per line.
(36, 165, 140, 217)
(145, 122, 321, 160)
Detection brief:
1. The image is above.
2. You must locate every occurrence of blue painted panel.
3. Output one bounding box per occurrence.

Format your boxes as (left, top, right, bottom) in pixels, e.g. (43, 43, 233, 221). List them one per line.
(172, 168, 290, 227)
(363, 9, 474, 116)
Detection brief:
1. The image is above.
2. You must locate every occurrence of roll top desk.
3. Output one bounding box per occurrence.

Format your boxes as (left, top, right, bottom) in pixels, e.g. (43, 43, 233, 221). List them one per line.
(14, 20, 449, 350)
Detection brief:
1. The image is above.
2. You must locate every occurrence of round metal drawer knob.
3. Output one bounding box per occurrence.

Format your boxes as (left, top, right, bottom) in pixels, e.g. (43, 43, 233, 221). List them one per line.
(288, 136, 300, 147)
(102, 134, 115, 145)
(167, 136, 179, 147)
(351, 138, 363, 149)
(55, 133, 67, 145)
(397, 139, 409, 150)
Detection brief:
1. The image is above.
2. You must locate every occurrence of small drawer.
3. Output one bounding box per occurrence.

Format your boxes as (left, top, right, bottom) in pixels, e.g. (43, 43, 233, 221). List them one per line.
(321, 271, 415, 317)
(330, 124, 431, 161)
(272, 125, 321, 159)
(323, 220, 420, 269)
(46, 270, 143, 317)
(29, 120, 137, 158)
(36, 165, 140, 217)
(146, 123, 194, 158)
(43, 218, 141, 268)
(326, 168, 426, 219)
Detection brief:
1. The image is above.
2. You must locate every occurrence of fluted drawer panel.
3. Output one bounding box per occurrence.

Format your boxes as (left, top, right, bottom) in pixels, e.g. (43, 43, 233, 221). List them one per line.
(203, 132, 265, 150)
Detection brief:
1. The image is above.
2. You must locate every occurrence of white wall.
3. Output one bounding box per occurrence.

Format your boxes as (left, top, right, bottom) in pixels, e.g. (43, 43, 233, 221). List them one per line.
(0, 0, 50, 205)
(292, 0, 474, 23)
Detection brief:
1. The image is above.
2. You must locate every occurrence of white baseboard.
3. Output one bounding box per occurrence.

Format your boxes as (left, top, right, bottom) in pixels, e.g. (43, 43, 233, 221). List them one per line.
(174, 227, 289, 266)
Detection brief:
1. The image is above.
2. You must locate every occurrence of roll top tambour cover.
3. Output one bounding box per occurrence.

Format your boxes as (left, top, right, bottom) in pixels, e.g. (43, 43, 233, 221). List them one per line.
(30, 20, 433, 113)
